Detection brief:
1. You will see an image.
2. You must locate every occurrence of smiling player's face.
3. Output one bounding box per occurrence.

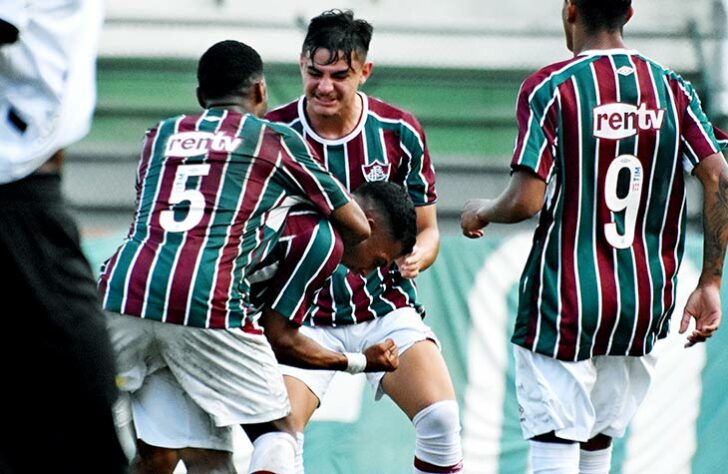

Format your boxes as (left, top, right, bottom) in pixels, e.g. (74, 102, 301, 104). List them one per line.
(300, 48, 371, 120)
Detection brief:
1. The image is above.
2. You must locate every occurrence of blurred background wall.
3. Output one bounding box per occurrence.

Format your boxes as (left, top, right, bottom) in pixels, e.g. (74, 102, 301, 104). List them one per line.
(67, 0, 728, 238)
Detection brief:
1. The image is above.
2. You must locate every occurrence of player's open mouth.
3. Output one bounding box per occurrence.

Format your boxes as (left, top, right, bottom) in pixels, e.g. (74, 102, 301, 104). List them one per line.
(313, 97, 337, 106)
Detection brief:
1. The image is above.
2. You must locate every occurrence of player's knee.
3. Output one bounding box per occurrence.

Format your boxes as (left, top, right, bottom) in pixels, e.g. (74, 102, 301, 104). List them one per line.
(412, 400, 463, 468)
(249, 431, 296, 474)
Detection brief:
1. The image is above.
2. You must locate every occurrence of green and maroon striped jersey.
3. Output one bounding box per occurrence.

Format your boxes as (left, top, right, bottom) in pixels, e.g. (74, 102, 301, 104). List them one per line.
(511, 49, 726, 361)
(98, 109, 350, 330)
(249, 209, 344, 326)
(266, 92, 437, 326)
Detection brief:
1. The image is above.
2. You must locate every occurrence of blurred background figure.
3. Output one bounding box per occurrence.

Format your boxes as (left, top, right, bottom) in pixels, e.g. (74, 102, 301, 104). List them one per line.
(0, 1, 128, 472)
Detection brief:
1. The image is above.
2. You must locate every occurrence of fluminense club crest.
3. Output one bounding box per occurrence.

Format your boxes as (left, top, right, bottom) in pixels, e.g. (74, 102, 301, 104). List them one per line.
(361, 160, 391, 182)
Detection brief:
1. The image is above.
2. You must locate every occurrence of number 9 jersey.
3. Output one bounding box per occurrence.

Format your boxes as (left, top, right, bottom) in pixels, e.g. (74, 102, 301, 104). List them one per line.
(510, 49, 727, 361)
(97, 109, 350, 330)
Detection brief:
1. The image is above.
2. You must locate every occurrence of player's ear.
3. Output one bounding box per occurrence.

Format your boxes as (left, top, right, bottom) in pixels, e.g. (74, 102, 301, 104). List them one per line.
(365, 213, 377, 234)
(565, 0, 577, 24)
(253, 78, 267, 104)
(624, 6, 634, 24)
(360, 62, 373, 85)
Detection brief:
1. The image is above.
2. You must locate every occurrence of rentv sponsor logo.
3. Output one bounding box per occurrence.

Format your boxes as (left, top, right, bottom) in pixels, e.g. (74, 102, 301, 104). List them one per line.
(592, 103, 665, 140)
(166, 131, 242, 157)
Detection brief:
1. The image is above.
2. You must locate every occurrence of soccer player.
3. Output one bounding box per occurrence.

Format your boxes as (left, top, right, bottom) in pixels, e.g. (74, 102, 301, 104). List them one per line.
(460, 1, 728, 473)
(265, 10, 463, 474)
(98, 40, 379, 474)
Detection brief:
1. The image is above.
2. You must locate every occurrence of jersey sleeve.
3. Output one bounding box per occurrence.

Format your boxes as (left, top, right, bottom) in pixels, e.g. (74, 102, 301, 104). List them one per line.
(276, 128, 352, 216)
(250, 213, 343, 326)
(678, 78, 725, 168)
(399, 115, 437, 206)
(510, 75, 559, 181)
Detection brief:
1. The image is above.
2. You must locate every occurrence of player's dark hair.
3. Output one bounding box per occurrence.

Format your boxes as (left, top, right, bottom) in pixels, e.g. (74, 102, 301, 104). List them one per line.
(197, 40, 263, 100)
(572, 0, 632, 33)
(354, 181, 417, 256)
(302, 9, 373, 68)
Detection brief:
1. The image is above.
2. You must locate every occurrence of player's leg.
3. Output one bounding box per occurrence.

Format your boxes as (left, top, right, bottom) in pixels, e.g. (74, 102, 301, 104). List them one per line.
(279, 326, 342, 473)
(158, 323, 292, 473)
(366, 308, 463, 473)
(180, 447, 237, 474)
(578, 354, 656, 474)
(513, 346, 597, 474)
(578, 434, 612, 474)
(381, 340, 463, 473)
(243, 419, 297, 474)
(132, 440, 180, 474)
(283, 375, 320, 473)
(125, 368, 235, 473)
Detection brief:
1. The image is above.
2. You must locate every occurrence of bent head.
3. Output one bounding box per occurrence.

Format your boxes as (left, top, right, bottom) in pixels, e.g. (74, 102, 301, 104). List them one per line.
(299, 10, 373, 118)
(196, 40, 268, 116)
(341, 181, 417, 276)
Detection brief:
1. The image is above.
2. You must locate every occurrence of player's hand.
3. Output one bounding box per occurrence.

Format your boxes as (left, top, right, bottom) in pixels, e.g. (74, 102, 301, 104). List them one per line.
(396, 244, 423, 279)
(680, 284, 722, 348)
(362, 338, 399, 372)
(460, 199, 490, 239)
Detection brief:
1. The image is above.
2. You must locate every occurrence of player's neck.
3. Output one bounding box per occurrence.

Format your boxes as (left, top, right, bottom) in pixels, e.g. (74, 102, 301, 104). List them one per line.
(307, 94, 363, 140)
(572, 31, 627, 55)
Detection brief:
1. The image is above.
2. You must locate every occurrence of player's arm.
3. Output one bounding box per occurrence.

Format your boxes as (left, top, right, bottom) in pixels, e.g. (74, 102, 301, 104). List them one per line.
(396, 204, 439, 278)
(259, 308, 398, 373)
(460, 169, 547, 238)
(680, 151, 728, 347)
(330, 200, 371, 248)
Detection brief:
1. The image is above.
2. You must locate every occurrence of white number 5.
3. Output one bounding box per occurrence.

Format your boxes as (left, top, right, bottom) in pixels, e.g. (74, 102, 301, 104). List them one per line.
(159, 164, 211, 233)
(604, 154, 643, 249)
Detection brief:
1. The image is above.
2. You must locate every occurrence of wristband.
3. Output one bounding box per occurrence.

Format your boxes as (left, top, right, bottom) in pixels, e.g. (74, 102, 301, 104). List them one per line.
(344, 352, 367, 374)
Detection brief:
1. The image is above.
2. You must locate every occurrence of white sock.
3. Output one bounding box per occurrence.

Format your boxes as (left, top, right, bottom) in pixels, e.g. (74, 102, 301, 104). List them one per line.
(248, 432, 296, 474)
(530, 440, 579, 474)
(294, 432, 305, 474)
(579, 447, 612, 474)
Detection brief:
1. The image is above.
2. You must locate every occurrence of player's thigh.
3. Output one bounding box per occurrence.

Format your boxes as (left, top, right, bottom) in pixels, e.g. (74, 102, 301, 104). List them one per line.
(513, 345, 597, 442)
(131, 368, 234, 452)
(105, 312, 160, 392)
(283, 374, 321, 432)
(157, 323, 290, 427)
(279, 325, 342, 410)
(381, 339, 456, 419)
(361, 307, 455, 417)
(590, 353, 657, 438)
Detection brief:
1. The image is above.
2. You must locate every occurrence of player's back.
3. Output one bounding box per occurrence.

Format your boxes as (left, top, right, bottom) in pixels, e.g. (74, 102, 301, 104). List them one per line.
(511, 50, 724, 361)
(98, 109, 344, 329)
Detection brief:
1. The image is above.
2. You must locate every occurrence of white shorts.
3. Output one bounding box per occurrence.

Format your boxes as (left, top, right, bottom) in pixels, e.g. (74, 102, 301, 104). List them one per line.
(107, 312, 290, 447)
(281, 307, 438, 402)
(127, 369, 235, 451)
(514, 345, 656, 442)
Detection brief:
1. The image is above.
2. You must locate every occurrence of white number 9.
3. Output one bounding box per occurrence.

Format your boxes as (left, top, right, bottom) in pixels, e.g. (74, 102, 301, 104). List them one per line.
(159, 164, 211, 233)
(604, 154, 643, 249)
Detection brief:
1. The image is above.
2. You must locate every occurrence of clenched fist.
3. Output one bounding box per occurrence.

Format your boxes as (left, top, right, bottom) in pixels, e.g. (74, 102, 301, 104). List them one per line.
(363, 338, 399, 372)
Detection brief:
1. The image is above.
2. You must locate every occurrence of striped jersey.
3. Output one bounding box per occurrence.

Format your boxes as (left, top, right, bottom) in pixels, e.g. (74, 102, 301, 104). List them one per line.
(511, 49, 726, 361)
(266, 92, 437, 326)
(249, 208, 343, 326)
(98, 109, 350, 329)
